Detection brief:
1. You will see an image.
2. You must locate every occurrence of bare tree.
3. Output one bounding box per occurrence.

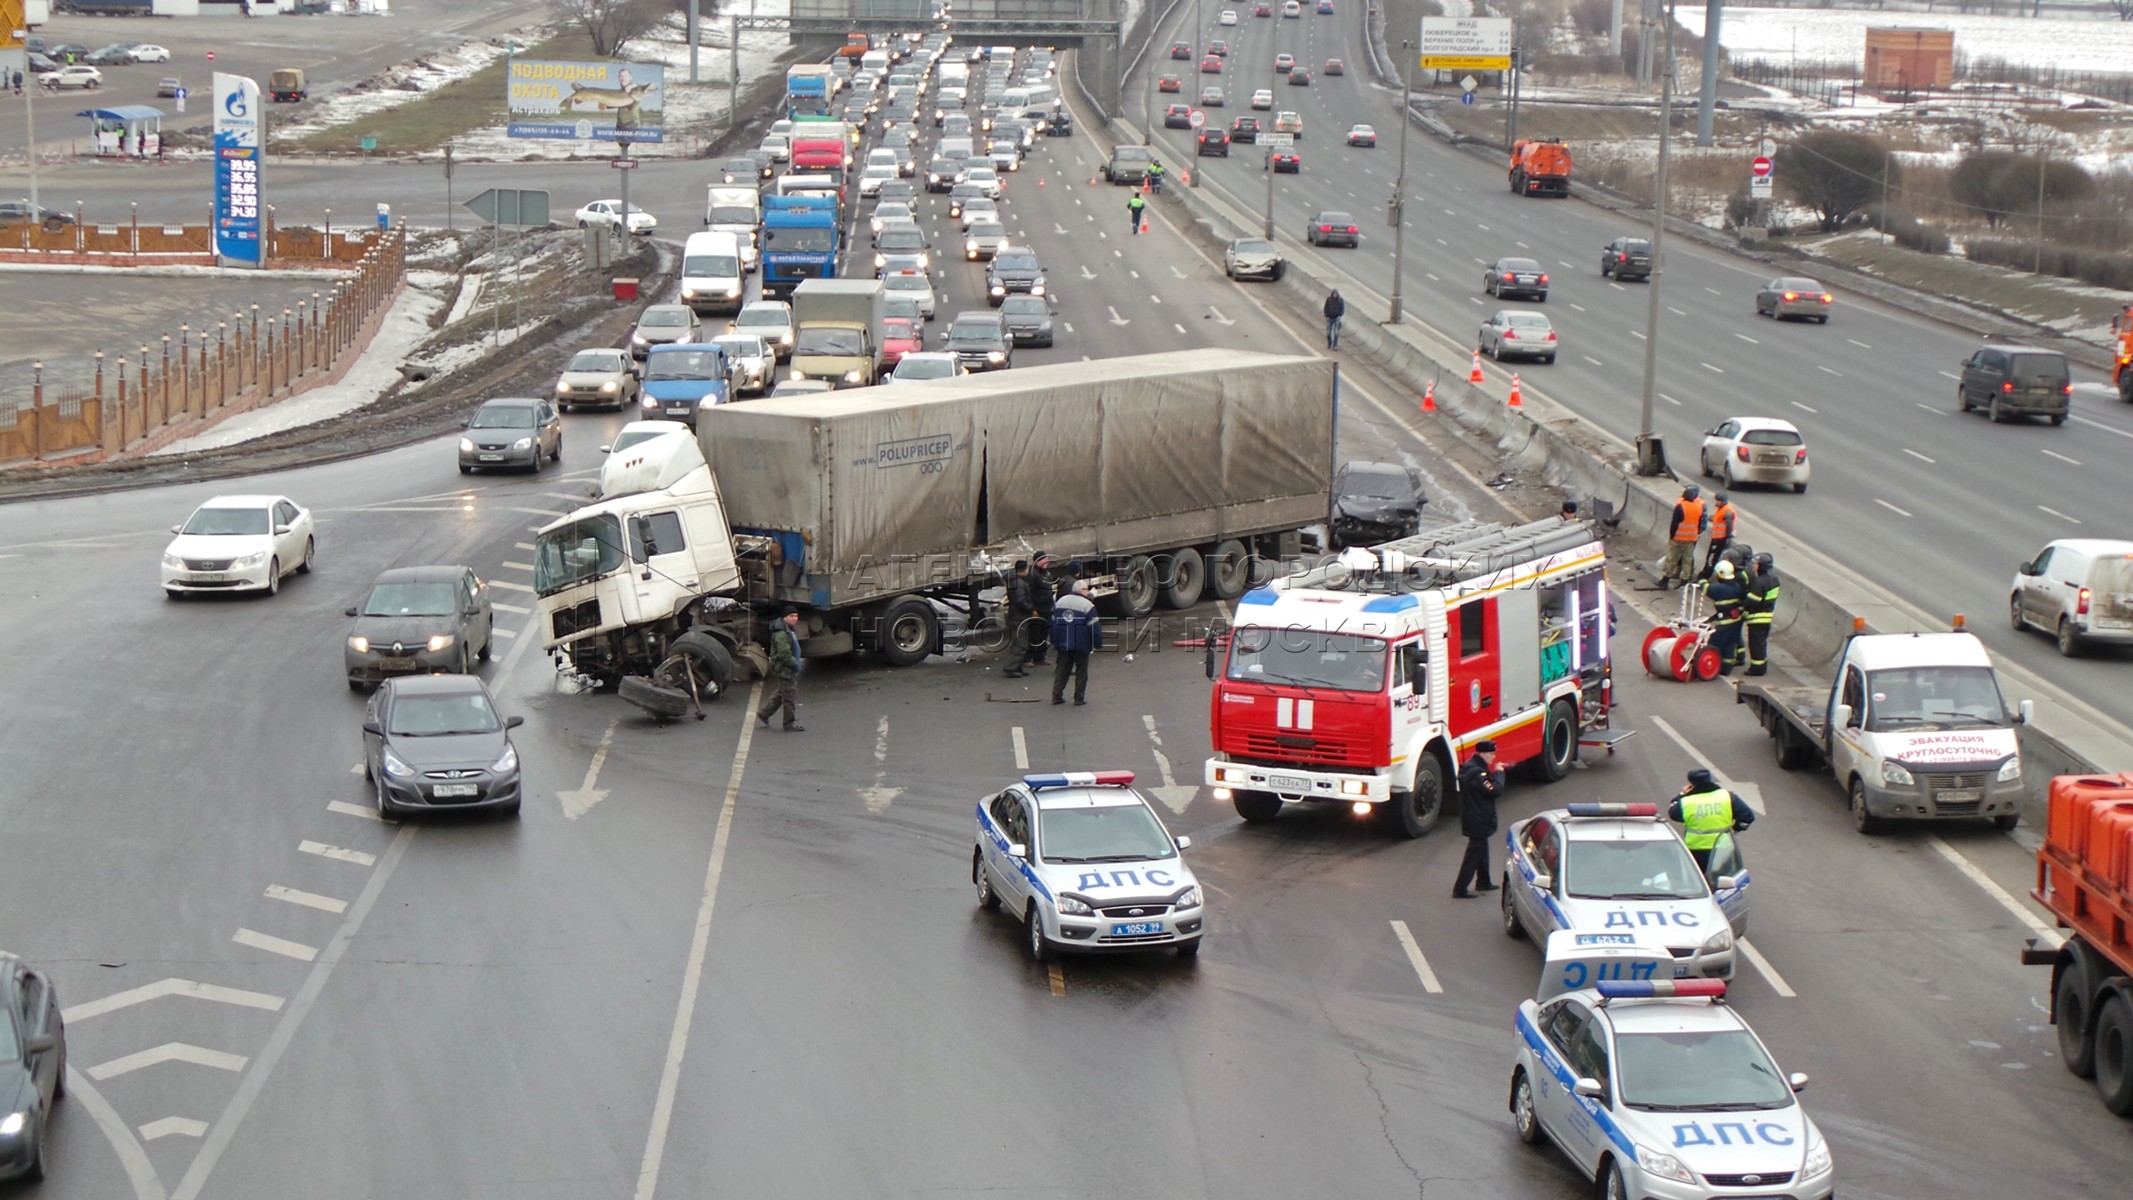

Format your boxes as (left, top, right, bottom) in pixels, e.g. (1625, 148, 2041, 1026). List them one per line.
(1774, 131, 1895, 233)
(552, 0, 667, 57)
(2114, 0, 2133, 22)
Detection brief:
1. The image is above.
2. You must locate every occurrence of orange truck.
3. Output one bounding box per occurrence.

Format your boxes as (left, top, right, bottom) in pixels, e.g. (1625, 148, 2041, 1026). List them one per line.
(2022, 773, 2133, 1115)
(1509, 138, 1571, 198)
(2113, 305, 2132, 404)
(839, 32, 870, 61)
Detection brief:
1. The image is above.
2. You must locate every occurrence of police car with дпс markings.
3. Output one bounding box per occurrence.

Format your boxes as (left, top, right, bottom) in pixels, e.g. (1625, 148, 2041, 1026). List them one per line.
(1512, 937, 1834, 1200)
(974, 772, 1204, 962)
(1503, 803, 1749, 979)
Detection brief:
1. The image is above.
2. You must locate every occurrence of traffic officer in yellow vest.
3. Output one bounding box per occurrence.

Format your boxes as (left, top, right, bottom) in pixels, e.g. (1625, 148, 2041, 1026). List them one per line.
(1668, 768, 1756, 876)
(1742, 551, 1780, 677)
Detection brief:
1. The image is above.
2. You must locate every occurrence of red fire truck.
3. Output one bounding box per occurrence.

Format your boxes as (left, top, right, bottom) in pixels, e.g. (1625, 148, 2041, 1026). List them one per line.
(1204, 518, 1628, 837)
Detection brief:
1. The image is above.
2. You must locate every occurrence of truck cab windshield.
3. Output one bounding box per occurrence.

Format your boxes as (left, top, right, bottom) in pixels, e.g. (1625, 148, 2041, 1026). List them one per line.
(765, 228, 835, 252)
(797, 328, 866, 356)
(644, 350, 726, 380)
(1863, 666, 2008, 731)
(535, 516, 625, 595)
(1225, 627, 1387, 691)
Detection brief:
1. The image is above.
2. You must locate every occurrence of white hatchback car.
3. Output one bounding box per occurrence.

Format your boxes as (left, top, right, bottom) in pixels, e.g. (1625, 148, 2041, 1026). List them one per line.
(1219, 8, 1240, 23)
(161, 494, 315, 598)
(575, 199, 656, 235)
(130, 44, 172, 63)
(882, 270, 936, 319)
(730, 300, 795, 360)
(974, 771, 1205, 961)
(47, 65, 103, 90)
(1699, 416, 1809, 494)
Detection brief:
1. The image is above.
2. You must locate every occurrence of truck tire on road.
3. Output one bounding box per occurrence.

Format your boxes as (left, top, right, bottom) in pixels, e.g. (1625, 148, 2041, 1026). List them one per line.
(619, 675, 693, 721)
(1207, 539, 1252, 600)
(1232, 790, 1283, 822)
(1158, 547, 1206, 609)
(1527, 699, 1577, 783)
(878, 597, 939, 667)
(660, 631, 736, 700)
(1383, 754, 1446, 839)
(1773, 723, 1815, 771)
(2057, 958, 2098, 1078)
(2095, 994, 2133, 1115)
(1103, 555, 1159, 619)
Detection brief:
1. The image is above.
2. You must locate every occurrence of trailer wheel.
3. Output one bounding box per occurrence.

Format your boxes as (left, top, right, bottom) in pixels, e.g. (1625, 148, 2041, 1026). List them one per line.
(1103, 555, 1158, 619)
(878, 598, 938, 667)
(1207, 539, 1252, 600)
(1158, 547, 1206, 609)
(1232, 790, 1282, 823)
(659, 632, 735, 701)
(1384, 756, 1446, 839)
(619, 675, 692, 722)
(1529, 699, 1576, 783)
(2057, 959, 2097, 1079)
(2095, 994, 2133, 1115)
(1773, 725, 1815, 771)
(1848, 777, 1884, 835)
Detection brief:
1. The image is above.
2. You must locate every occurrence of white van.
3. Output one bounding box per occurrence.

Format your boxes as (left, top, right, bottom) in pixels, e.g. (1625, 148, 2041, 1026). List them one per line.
(938, 61, 969, 90)
(2010, 538, 2133, 654)
(680, 231, 745, 316)
(703, 185, 761, 273)
(775, 173, 842, 202)
(860, 49, 890, 75)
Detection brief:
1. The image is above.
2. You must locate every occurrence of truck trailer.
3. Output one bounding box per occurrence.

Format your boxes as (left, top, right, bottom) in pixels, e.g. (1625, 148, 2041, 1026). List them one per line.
(531, 350, 1338, 702)
(2022, 772, 2133, 1115)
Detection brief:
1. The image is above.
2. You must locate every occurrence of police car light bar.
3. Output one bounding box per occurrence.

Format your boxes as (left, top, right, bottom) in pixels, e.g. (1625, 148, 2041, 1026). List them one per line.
(1024, 771, 1137, 790)
(1566, 803, 1660, 819)
(1595, 979, 1728, 1003)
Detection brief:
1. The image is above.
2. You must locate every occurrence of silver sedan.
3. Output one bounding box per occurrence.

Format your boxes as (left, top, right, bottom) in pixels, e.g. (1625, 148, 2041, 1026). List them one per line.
(1223, 236, 1284, 281)
(1478, 310, 1558, 363)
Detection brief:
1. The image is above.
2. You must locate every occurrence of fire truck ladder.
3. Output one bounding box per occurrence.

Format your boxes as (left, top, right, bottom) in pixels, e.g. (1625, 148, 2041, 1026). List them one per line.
(1284, 518, 1601, 593)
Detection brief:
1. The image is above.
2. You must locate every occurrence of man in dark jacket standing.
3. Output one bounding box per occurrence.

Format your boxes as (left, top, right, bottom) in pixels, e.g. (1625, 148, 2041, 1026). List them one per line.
(756, 608, 805, 732)
(1323, 287, 1346, 349)
(1002, 560, 1036, 678)
(1048, 580, 1102, 706)
(1024, 551, 1057, 669)
(1452, 740, 1504, 898)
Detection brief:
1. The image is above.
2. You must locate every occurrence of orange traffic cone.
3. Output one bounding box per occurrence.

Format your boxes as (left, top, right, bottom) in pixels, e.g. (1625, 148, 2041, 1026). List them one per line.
(1508, 373, 1524, 408)
(1038, 177, 1046, 188)
(1468, 349, 1485, 385)
(1421, 380, 1437, 413)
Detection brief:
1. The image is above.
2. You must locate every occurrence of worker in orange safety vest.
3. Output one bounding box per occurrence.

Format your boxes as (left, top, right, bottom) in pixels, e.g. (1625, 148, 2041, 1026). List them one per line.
(1660, 484, 1707, 589)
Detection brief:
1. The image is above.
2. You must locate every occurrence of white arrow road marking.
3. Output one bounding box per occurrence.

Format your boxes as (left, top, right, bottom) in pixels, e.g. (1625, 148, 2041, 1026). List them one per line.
(1171, 265, 1188, 278)
(1054, 223, 1068, 235)
(1080, 264, 1097, 279)
(60, 1068, 166, 1200)
(560, 718, 619, 819)
(140, 1118, 209, 1142)
(90, 1043, 249, 1081)
(1208, 305, 1235, 325)
(233, 929, 318, 963)
(860, 715, 904, 813)
(64, 979, 284, 1024)
(1140, 715, 1198, 813)
(1107, 306, 1131, 326)
(1389, 920, 1444, 994)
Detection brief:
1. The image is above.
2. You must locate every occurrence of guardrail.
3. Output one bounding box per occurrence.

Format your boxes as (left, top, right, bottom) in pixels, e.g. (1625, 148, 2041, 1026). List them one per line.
(0, 225, 407, 469)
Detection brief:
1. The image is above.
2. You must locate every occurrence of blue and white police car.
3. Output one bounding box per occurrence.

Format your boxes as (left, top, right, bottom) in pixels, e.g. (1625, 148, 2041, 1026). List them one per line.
(1512, 937, 1834, 1200)
(973, 772, 1205, 962)
(1502, 803, 1749, 979)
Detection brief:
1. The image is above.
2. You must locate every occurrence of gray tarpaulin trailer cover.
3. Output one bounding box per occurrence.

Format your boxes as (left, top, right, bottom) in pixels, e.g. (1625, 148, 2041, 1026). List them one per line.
(698, 349, 1337, 610)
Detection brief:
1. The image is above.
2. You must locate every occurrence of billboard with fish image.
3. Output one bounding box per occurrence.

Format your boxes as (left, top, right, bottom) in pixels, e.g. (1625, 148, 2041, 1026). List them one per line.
(507, 59, 665, 143)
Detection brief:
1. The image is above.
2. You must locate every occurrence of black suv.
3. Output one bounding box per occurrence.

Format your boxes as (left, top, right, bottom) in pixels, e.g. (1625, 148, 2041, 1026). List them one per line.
(1600, 236, 1652, 281)
(1197, 128, 1231, 157)
(1230, 115, 1260, 143)
(946, 311, 1013, 371)
(986, 249, 1046, 305)
(1957, 345, 2071, 425)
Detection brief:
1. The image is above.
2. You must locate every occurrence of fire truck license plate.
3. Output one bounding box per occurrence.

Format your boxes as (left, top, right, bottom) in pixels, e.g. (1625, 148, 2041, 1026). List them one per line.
(1269, 774, 1311, 792)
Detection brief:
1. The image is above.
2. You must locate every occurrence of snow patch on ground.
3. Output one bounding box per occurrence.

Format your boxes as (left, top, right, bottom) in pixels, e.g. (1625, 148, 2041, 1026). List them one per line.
(1679, 8, 2133, 76)
(273, 39, 518, 142)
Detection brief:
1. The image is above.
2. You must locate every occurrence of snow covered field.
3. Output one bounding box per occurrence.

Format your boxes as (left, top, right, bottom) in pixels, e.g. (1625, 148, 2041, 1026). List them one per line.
(1678, 7, 2133, 75)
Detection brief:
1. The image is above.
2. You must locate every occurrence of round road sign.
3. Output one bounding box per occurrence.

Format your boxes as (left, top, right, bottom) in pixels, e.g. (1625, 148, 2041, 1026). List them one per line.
(1188, 109, 1205, 129)
(205, 50, 216, 61)
(1752, 155, 1773, 178)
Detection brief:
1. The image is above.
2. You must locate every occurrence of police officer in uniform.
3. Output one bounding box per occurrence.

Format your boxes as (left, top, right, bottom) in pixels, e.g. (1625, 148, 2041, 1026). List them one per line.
(1668, 768, 1755, 876)
(1702, 559, 1747, 677)
(1127, 190, 1146, 235)
(1451, 740, 1504, 898)
(1742, 552, 1779, 676)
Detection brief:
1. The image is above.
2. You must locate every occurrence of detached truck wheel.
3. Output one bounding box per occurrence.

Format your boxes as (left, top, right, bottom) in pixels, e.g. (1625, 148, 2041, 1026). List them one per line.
(619, 675, 692, 722)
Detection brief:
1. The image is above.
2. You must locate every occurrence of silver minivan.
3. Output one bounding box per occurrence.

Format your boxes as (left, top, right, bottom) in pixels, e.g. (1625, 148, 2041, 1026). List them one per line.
(2010, 538, 2133, 655)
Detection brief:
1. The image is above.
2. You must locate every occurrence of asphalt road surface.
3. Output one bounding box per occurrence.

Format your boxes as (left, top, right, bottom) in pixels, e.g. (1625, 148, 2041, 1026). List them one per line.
(2, 25, 2129, 1200)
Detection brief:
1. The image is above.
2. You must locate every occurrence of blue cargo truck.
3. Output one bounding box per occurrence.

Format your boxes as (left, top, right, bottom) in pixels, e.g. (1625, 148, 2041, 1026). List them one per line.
(759, 194, 840, 299)
(785, 64, 834, 118)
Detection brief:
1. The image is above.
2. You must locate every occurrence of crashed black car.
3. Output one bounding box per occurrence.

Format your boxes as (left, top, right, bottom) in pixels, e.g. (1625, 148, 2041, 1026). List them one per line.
(1330, 460, 1427, 549)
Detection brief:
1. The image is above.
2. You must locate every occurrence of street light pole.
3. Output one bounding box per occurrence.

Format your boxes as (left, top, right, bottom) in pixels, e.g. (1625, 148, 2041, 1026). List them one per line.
(1263, 53, 1276, 238)
(1634, 2, 1676, 476)
(1389, 40, 1412, 324)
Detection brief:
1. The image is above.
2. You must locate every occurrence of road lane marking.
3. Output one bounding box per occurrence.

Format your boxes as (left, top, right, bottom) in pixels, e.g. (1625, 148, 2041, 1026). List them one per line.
(2038, 505, 2082, 524)
(1925, 835, 2059, 942)
(1583, 355, 1604, 367)
(1630, 330, 1646, 340)
(264, 885, 348, 915)
(1140, 715, 1197, 813)
(513, 542, 534, 551)
(63, 979, 284, 1024)
(1701, 362, 1724, 373)
(507, 507, 565, 517)
(1734, 333, 1759, 344)
(862, 715, 903, 813)
(298, 840, 374, 866)
(1902, 448, 1935, 464)
(1389, 920, 1444, 994)
(171, 821, 416, 1200)
(488, 579, 535, 593)
(2041, 449, 2081, 466)
(325, 800, 380, 821)
(631, 682, 763, 1200)
(1915, 403, 1940, 413)
(1874, 498, 1914, 518)
(1659, 392, 1681, 406)
(560, 718, 618, 820)
(90, 1043, 248, 1081)
(1705, 287, 1722, 296)
(1847, 338, 1871, 349)
(1648, 716, 1763, 814)
(1048, 963, 1067, 995)
(491, 601, 529, 614)
(1668, 306, 1687, 316)
(1938, 371, 1960, 381)
(1736, 938, 1796, 998)
(232, 928, 318, 963)
(1011, 725, 1030, 770)
(1175, 322, 1186, 334)
(1791, 401, 1817, 414)
(140, 1118, 209, 1142)
(1568, 302, 1586, 313)
(1817, 365, 1842, 376)
(2069, 415, 2133, 440)
(499, 560, 534, 571)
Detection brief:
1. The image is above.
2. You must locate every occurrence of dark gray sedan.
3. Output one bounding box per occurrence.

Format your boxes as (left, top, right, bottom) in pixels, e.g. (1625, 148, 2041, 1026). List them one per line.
(344, 565, 495, 688)
(361, 674, 525, 819)
(1485, 257, 1549, 301)
(0, 955, 65, 1184)
(998, 294, 1055, 346)
(459, 397, 562, 473)
(629, 304, 702, 359)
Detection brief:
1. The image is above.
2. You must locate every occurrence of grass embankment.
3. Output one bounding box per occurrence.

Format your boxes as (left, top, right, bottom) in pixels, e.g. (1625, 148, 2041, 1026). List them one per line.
(1800, 233, 2126, 332)
(284, 30, 598, 153)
